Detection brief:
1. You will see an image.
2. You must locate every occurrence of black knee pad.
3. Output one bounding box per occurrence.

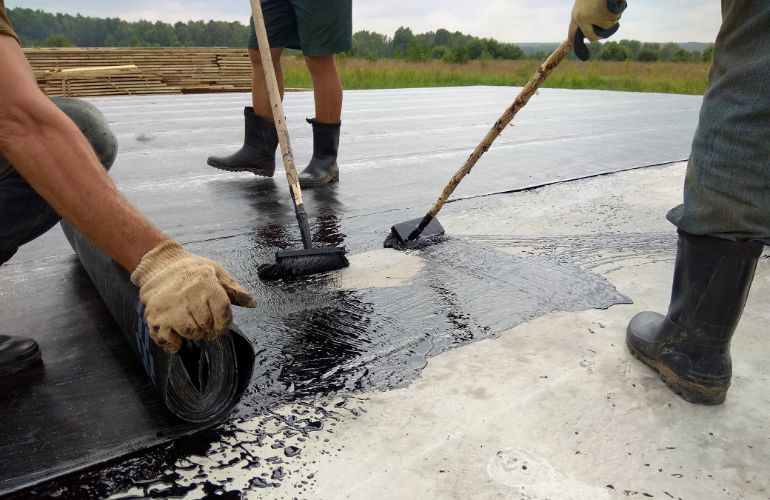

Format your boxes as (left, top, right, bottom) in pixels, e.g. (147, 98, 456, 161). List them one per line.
(50, 97, 118, 171)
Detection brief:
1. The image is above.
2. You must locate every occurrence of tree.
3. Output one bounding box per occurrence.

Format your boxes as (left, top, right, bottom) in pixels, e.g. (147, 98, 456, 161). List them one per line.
(598, 41, 632, 61)
(431, 45, 448, 60)
(434, 28, 452, 48)
(392, 26, 414, 57)
(659, 42, 680, 61)
(636, 42, 660, 62)
(618, 39, 641, 59)
(407, 39, 428, 62)
(444, 45, 468, 64)
(42, 33, 74, 47)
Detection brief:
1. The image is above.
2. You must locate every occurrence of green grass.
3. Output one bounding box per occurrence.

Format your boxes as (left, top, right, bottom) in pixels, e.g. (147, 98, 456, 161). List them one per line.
(281, 57, 710, 95)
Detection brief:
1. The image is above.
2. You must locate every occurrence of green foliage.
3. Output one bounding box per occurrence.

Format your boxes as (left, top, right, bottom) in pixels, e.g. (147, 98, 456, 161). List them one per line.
(598, 41, 632, 61)
(42, 33, 74, 47)
(8, 7, 249, 47)
(637, 43, 661, 62)
(8, 6, 711, 67)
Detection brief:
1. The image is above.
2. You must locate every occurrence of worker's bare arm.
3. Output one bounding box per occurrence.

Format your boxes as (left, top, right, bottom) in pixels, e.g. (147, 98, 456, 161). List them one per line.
(0, 35, 165, 271)
(0, 35, 257, 353)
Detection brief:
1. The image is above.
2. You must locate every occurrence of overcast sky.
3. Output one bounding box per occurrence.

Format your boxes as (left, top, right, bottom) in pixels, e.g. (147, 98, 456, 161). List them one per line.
(6, 1, 723, 43)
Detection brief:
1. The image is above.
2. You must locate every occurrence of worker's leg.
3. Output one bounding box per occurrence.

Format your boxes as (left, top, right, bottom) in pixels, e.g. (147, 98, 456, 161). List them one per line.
(207, 0, 297, 175)
(298, 55, 343, 187)
(627, 2, 770, 404)
(291, 0, 352, 188)
(0, 97, 116, 376)
(0, 97, 117, 266)
(206, 47, 283, 176)
(305, 55, 342, 124)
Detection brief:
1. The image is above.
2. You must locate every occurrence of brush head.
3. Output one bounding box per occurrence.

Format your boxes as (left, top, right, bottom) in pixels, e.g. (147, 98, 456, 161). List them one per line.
(384, 217, 446, 251)
(258, 246, 349, 281)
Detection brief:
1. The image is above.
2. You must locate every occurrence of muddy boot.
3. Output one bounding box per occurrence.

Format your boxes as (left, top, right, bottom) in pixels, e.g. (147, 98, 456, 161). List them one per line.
(0, 335, 41, 376)
(207, 108, 278, 176)
(298, 119, 340, 188)
(627, 231, 763, 405)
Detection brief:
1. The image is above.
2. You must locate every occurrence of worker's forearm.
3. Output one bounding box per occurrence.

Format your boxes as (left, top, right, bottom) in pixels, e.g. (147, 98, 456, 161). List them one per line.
(2, 108, 165, 271)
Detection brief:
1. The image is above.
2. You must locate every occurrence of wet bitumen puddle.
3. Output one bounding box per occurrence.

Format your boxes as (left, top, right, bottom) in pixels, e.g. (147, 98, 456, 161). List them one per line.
(9, 211, 647, 499)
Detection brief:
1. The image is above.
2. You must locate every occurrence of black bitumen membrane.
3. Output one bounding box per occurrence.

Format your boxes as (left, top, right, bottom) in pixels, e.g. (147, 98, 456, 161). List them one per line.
(0, 87, 701, 497)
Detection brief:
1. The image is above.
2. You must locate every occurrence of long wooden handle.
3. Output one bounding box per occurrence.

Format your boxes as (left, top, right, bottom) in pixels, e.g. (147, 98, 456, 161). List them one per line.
(427, 40, 572, 218)
(249, 0, 304, 207)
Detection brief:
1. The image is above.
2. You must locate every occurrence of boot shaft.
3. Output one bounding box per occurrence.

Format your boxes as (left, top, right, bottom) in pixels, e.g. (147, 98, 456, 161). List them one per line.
(667, 230, 763, 342)
(308, 118, 341, 160)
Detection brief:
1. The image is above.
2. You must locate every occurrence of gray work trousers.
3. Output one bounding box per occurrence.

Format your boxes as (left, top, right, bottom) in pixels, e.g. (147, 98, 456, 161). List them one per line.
(667, 1, 770, 244)
(0, 97, 118, 264)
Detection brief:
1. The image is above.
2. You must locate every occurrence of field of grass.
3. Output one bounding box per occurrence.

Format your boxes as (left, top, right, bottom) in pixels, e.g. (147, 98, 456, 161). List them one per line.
(281, 57, 710, 95)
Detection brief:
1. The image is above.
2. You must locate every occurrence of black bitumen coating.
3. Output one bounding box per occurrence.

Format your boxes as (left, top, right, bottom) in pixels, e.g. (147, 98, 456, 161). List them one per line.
(0, 88, 700, 496)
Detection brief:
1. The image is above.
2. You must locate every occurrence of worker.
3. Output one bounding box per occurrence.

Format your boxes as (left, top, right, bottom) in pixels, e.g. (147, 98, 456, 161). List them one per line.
(572, 0, 767, 405)
(207, 0, 352, 188)
(0, 0, 256, 376)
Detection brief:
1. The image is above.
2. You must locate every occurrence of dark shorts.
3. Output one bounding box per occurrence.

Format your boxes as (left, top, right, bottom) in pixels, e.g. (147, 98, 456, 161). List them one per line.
(0, 97, 118, 264)
(248, 0, 352, 56)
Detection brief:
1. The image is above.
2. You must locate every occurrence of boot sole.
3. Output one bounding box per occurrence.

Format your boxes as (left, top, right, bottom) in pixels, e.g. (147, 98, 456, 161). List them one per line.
(299, 170, 339, 188)
(627, 338, 727, 405)
(0, 349, 42, 377)
(207, 159, 274, 177)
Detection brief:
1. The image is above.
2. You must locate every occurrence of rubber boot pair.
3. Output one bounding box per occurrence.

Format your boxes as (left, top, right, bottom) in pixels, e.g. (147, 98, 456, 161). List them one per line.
(0, 335, 41, 377)
(627, 230, 763, 405)
(207, 108, 340, 188)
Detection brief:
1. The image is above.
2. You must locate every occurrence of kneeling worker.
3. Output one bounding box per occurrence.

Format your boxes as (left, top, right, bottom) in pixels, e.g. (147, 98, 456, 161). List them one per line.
(0, 1, 256, 376)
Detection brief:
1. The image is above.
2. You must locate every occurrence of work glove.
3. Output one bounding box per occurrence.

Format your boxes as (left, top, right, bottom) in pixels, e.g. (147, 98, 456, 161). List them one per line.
(569, 0, 628, 61)
(130, 240, 257, 353)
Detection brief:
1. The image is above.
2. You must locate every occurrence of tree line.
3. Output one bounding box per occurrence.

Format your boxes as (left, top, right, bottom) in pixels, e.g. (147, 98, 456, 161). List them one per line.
(9, 7, 712, 63)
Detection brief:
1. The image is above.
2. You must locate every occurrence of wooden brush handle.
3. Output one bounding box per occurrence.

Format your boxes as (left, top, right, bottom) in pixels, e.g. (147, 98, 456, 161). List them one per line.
(427, 40, 572, 218)
(250, 0, 304, 207)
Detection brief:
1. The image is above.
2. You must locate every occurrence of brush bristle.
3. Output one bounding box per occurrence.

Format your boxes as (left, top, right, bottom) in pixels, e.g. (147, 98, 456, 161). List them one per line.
(258, 253, 350, 281)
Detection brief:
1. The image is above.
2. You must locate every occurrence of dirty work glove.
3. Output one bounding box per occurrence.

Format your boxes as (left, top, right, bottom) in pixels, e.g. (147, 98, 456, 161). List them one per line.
(130, 240, 257, 353)
(570, 0, 628, 61)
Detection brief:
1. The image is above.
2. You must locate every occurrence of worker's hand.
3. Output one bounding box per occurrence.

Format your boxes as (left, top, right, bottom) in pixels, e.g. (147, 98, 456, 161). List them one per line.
(569, 0, 628, 61)
(130, 240, 257, 353)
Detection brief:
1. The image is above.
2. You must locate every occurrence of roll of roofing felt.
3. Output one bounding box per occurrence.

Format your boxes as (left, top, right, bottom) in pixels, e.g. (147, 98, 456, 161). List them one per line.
(61, 222, 254, 423)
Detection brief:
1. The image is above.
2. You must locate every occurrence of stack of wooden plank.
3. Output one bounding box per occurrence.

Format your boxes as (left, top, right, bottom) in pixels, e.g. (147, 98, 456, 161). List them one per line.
(23, 48, 254, 97)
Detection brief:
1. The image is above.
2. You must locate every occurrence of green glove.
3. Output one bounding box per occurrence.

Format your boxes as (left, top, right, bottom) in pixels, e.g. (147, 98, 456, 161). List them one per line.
(569, 0, 628, 61)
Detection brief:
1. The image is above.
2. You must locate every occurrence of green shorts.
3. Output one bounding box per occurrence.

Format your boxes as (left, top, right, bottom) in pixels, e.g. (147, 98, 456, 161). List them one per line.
(248, 0, 352, 56)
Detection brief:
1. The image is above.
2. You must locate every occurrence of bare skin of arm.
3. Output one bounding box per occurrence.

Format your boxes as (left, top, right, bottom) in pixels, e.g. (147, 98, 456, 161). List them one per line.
(0, 35, 164, 271)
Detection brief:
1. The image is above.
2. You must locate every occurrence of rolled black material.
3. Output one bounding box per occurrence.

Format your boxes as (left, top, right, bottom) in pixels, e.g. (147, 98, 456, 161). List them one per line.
(61, 222, 254, 423)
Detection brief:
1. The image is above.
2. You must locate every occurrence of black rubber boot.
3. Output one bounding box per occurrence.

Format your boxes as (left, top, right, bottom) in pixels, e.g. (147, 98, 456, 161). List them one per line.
(298, 119, 340, 188)
(0, 247, 17, 266)
(207, 107, 278, 176)
(627, 231, 763, 405)
(0, 335, 42, 376)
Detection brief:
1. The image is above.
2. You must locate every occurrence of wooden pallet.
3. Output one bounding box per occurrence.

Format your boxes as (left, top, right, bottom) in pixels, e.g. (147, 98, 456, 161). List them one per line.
(23, 48, 255, 97)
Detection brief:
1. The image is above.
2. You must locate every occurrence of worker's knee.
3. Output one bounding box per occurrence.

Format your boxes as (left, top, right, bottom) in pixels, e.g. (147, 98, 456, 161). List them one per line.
(249, 48, 283, 70)
(248, 48, 262, 68)
(304, 55, 336, 78)
(51, 97, 118, 171)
